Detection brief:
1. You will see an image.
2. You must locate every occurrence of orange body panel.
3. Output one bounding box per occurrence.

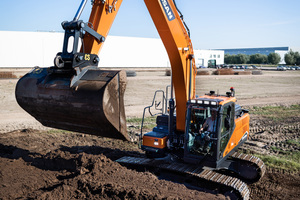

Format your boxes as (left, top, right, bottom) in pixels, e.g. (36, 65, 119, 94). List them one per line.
(144, 0, 197, 131)
(223, 113, 250, 157)
(143, 135, 168, 149)
(82, 0, 123, 54)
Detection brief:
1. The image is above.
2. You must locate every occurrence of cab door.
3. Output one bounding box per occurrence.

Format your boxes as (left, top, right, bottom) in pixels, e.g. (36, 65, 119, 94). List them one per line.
(218, 102, 235, 159)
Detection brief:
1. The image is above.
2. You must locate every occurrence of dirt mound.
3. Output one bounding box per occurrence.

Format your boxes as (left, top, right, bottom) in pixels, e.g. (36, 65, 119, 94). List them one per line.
(250, 169, 300, 200)
(197, 69, 211, 75)
(25, 152, 212, 199)
(234, 71, 252, 75)
(0, 71, 17, 79)
(214, 69, 234, 75)
(0, 130, 224, 200)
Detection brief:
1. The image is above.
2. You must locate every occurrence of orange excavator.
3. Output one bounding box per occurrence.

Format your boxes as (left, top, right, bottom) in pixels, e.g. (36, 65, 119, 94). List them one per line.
(15, 0, 265, 199)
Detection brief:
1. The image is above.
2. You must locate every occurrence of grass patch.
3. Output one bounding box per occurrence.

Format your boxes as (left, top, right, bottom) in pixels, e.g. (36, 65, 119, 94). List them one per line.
(127, 116, 156, 124)
(255, 152, 300, 172)
(286, 139, 300, 147)
(250, 104, 300, 122)
(250, 104, 300, 171)
(254, 146, 300, 172)
(47, 129, 72, 134)
(270, 146, 281, 152)
(127, 116, 157, 130)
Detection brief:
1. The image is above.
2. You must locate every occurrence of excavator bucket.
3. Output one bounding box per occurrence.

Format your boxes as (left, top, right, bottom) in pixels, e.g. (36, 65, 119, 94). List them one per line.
(15, 67, 129, 141)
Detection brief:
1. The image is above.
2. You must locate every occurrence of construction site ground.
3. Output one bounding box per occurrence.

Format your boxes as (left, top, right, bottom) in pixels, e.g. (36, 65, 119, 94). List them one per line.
(0, 69, 300, 199)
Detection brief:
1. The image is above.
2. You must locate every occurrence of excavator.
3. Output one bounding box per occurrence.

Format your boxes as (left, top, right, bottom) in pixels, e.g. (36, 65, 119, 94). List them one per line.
(15, 0, 265, 199)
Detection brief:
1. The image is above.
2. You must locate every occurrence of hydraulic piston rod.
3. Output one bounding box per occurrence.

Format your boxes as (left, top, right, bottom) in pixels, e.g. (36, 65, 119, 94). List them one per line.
(74, 0, 88, 21)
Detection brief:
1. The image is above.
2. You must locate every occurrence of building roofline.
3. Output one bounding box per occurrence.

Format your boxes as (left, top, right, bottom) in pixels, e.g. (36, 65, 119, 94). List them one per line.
(214, 47, 290, 51)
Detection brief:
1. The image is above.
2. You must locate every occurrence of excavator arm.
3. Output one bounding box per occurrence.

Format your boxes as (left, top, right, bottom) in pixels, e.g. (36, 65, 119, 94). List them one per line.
(15, 0, 196, 140)
(84, 0, 197, 131)
(82, 0, 123, 54)
(144, 0, 196, 131)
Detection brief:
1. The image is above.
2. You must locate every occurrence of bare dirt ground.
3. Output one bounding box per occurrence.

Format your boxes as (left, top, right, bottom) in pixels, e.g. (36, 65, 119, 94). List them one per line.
(0, 69, 300, 199)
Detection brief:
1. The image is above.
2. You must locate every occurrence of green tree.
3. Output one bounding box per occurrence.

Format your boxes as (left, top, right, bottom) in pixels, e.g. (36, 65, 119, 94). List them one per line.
(295, 52, 300, 65)
(268, 53, 281, 65)
(249, 53, 267, 64)
(249, 54, 255, 64)
(284, 51, 295, 65)
(236, 54, 248, 64)
(224, 54, 233, 64)
(262, 54, 268, 64)
(225, 54, 239, 64)
(297, 57, 300, 65)
(284, 50, 300, 65)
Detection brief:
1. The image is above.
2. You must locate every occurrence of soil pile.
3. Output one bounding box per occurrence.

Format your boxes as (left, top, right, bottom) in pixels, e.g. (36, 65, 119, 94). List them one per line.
(1, 126, 299, 200)
(0, 130, 224, 200)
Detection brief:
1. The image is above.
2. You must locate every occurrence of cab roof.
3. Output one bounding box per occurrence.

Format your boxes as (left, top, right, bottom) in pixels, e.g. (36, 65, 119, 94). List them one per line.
(196, 95, 236, 105)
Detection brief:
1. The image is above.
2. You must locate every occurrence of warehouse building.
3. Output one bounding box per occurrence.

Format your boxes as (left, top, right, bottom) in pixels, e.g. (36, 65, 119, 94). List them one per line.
(0, 31, 223, 68)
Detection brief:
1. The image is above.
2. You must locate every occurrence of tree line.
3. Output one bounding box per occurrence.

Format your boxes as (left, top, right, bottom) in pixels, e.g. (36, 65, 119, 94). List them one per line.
(224, 50, 300, 65)
(284, 50, 300, 65)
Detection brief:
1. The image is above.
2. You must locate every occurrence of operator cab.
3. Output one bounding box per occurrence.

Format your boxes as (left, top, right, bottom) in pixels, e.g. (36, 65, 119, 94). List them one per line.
(141, 88, 248, 169)
(184, 90, 237, 168)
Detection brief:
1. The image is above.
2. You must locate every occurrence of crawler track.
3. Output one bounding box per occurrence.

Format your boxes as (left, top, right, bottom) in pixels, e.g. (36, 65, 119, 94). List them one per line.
(117, 156, 251, 200)
(230, 152, 266, 182)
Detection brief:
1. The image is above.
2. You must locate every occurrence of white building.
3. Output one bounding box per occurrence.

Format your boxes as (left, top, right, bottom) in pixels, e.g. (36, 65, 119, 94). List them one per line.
(0, 31, 64, 68)
(194, 49, 224, 68)
(0, 31, 223, 68)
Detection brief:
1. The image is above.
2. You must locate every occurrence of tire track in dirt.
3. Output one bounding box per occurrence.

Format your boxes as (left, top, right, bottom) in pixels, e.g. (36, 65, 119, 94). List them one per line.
(241, 123, 300, 155)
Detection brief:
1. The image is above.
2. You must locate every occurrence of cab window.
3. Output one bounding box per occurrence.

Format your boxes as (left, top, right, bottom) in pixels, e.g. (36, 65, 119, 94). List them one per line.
(219, 103, 234, 154)
(187, 106, 218, 156)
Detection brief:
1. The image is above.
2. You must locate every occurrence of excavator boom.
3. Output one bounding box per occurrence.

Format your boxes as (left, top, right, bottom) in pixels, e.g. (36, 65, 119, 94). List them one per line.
(144, 0, 197, 131)
(15, 0, 196, 139)
(82, 0, 123, 54)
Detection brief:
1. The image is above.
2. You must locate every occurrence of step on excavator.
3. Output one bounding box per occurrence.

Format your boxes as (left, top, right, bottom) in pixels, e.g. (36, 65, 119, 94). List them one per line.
(15, 0, 265, 199)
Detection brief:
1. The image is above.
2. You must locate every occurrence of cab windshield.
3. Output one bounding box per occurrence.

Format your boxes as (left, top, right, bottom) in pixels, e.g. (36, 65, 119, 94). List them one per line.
(186, 105, 218, 155)
(188, 106, 218, 134)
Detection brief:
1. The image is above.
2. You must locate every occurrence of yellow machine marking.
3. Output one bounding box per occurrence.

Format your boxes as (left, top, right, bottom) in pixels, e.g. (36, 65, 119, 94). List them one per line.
(84, 54, 90, 61)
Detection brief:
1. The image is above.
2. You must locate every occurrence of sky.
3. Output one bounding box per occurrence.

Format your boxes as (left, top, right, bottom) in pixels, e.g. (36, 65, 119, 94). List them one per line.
(0, 0, 299, 49)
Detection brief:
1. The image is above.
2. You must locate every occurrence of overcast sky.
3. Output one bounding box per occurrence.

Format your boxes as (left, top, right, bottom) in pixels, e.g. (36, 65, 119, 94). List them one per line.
(1, 0, 299, 49)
